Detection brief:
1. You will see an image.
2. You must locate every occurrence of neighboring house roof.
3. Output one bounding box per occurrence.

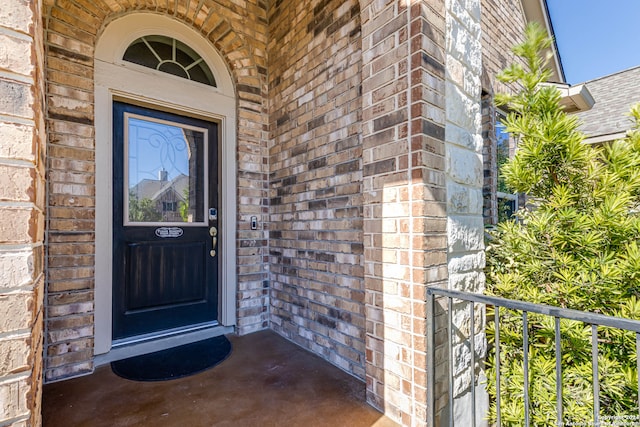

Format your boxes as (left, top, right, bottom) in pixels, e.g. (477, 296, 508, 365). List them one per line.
(574, 65, 640, 143)
(130, 174, 189, 201)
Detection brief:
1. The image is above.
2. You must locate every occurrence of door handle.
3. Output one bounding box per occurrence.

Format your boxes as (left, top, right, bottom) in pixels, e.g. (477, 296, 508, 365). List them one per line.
(209, 227, 218, 257)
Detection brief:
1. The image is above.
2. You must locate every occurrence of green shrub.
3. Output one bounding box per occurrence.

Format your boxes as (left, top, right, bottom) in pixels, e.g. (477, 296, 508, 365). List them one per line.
(485, 22, 640, 425)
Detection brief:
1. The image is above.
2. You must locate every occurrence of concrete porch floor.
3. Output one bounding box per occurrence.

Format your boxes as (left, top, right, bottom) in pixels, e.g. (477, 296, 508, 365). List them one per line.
(43, 330, 398, 427)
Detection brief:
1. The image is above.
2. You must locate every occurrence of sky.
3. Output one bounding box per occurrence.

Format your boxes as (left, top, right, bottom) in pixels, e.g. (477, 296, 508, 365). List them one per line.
(546, 0, 640, 85)
(128, 118, 191, 187)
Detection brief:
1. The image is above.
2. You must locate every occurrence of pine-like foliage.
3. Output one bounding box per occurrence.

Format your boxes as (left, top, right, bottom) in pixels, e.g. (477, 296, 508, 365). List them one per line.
(486, 22, 640, 425)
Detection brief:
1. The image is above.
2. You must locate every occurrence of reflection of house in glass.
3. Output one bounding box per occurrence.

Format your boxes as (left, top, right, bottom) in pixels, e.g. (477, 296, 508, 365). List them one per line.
(129, 169, 190, 222)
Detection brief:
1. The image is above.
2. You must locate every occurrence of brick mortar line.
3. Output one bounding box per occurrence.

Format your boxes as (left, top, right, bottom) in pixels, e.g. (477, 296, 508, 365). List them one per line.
(0, 25, 35, 42)
(45, 26, 96, 50)
(0, 415, 30, 427)
(0, 329, 31, 341)
(0, 114, 35, 128)
(44, 361, 94, 383)
(0, 368, 30, 386)
(0, 282, 43, 294)
(45, 82, 93, 96)
(0, 158, 37, 168)
(0, 242, 43, 252)
(45, 67, 94, 86)
(0, 69, 34, 86)
(0, 201, 42, 210)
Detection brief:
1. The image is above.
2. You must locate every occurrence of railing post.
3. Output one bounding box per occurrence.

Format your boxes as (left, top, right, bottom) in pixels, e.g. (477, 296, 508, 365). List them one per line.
(427, 291, 435, 427)
(448, 297, 453, 427)
(495, 307, 501, 427)
(636, 333, 640, 420)
(470, 301, 476, 427)
(592, 325, 599, 426)
(523, 311, 530, 426)
(555, 317, 563, 426)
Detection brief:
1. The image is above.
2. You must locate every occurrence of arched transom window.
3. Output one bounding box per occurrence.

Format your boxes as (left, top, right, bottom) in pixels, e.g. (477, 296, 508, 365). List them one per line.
(123, 35, 216, 87)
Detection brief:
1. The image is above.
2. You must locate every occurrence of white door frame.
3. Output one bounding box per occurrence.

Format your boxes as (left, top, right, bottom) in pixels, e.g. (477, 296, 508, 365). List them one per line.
(94, 13, 237, 355)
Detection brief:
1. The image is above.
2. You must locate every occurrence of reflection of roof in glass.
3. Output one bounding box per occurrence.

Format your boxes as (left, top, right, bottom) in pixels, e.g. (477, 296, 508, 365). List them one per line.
(130, 173, 189, 202)
(123, 35, 216, 87)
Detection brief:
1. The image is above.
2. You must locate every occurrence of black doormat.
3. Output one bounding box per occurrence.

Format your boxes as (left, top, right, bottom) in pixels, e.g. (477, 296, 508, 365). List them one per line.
(111, 335, 231, 381)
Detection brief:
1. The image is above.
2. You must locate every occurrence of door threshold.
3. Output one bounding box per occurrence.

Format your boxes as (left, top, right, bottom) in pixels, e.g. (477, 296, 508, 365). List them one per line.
(95, 324, 234, 366)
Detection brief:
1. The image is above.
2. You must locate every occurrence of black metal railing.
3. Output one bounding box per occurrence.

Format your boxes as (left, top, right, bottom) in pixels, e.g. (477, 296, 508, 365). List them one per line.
(426, 287, 640, 426)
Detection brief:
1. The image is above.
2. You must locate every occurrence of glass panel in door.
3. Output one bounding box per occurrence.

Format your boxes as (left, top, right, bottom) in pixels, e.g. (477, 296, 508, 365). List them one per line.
(125, 115, 207, 225)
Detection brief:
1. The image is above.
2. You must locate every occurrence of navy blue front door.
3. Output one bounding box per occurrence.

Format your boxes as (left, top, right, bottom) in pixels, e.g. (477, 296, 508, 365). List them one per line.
(112, 101, 219, 340)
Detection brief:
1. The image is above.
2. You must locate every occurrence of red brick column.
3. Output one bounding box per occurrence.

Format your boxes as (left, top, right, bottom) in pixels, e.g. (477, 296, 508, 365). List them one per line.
(360, 0, 447, 424)
(0, 0, 46, 424)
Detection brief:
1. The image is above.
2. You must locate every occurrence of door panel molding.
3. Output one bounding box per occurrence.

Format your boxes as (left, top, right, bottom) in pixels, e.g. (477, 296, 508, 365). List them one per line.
(94, 13, 237, 355)
(125, 241, 207, 310)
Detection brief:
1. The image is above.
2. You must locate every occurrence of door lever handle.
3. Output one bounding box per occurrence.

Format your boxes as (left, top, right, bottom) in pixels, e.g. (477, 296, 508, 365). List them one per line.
(209, 227, 218, 257)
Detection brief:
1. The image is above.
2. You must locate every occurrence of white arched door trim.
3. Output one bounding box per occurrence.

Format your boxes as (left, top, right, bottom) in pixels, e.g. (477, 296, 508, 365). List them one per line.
(94, 13, 237, 355)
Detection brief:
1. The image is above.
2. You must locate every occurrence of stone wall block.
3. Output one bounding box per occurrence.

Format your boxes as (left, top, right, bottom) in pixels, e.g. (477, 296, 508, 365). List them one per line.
(0, 338, 30, 375)
(0, 123, 36, 162)
(448, 251, 485, 274)
(445, 81, 480, 131)
(0, 34, 33, 76)
(0, 165, 35, 202)
(452, 340, 471, 377)
(448, 271, 484, 293)
(449, 0, 481, 36)
(446, 180, 482, 214)
(446, 144, 482, 187)
(0, 0, 33, 34)
(0, 208, 41, 244)
(445, 122, 481, 151)
(0, 379, 29, 423)
(0, 79, 34, 120)
(0, 293, 33, 334)
(0, 250, 35, 289)
(464, 67, 482, 98)
(447, 215, 484, 253)
(445, 20, 481, 75)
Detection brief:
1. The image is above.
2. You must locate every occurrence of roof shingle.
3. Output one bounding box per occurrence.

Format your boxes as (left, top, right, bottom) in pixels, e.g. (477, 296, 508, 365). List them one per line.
(574, 66, 640, 140)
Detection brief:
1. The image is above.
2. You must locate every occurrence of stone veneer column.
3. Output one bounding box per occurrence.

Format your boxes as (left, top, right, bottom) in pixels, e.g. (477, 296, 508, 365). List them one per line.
(0, 0, 46, 424)
(361, 0, 449, 424)
(445, 0, 487, 425)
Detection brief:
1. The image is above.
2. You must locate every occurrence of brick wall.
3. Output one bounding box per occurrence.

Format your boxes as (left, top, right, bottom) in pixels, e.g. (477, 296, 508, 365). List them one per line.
(480, 0, 528, 225)
(0, 0, 539, 423)
(0, 0, 46, 424)
(481, 92, 500, 224)
(480, 0, 527, 96)
(267, 0, 366, 378)
(43, 0, 269, 382)
(360, 0, 449, 424)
